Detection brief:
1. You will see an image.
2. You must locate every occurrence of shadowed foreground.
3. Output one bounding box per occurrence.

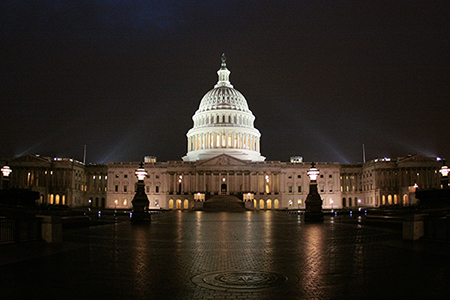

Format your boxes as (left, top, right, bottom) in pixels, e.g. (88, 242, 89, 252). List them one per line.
(1, 211, 449, 299)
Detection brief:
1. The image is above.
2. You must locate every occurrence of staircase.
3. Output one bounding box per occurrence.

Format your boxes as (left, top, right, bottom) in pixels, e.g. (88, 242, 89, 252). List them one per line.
(202, 195, 247, 212)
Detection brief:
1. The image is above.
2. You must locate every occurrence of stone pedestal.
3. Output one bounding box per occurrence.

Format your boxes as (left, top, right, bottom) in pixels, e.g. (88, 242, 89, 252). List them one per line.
(131, 181, 150, 223)
(403, 214, 425, 241)
(304, 183, 323, 222)
(193, 201, 204, 210)
(38, 215, 62, 243)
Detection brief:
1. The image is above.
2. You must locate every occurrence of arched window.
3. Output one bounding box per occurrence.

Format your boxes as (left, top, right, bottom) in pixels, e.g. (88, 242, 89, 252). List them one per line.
(403, 194, 408, 206)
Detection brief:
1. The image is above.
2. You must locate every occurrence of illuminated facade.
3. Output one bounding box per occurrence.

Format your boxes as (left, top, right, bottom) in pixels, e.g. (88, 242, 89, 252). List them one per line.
(104, 57, 442, 210)
(1, 58, 443, 210)
(0, 154, 107, 207)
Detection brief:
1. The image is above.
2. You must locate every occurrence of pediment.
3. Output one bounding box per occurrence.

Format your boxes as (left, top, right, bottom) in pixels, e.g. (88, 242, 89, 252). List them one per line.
(197, 154, 251, 167)
(398, 154, 437, 163)
(11, 154, 50, 164)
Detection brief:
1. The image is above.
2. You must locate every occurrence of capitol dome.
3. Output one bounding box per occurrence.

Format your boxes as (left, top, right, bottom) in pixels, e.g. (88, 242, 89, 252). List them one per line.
(182, 54, 265, 162)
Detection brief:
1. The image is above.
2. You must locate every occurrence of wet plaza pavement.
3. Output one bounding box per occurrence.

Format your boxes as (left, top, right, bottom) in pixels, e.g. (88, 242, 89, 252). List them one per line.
(1, 211, 450, 299)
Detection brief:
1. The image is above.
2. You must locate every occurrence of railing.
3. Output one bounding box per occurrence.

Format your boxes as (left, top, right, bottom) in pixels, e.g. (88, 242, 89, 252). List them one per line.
(423, 212, 450, 241)
(0, 216, 42, 244)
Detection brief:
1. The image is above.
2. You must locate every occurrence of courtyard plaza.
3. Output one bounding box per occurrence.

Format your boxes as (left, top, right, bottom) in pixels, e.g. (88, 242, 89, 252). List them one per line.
(1, 211, 449, 299)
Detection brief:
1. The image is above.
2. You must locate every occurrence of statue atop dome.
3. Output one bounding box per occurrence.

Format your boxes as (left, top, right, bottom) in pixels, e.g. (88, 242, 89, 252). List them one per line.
(221, 53, 227, 69)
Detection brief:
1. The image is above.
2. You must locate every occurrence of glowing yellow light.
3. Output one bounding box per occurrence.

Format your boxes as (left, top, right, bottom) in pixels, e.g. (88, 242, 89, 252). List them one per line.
(440, 165, 449, 177)
(135, 163, 147, 181)
(307, 163, 320, 181)
(1, 165, 12, 177)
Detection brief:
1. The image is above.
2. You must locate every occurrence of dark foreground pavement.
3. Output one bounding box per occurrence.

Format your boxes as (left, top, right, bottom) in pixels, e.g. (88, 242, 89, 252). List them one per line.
(1, 211, 450, 300)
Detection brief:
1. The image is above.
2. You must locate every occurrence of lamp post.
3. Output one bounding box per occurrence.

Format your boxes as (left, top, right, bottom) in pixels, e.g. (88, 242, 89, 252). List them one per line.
(1, 163, 12, 189)
(439, 160, 449, 189)
(304, 162, 323, 222)
(131, 162, 150, 223)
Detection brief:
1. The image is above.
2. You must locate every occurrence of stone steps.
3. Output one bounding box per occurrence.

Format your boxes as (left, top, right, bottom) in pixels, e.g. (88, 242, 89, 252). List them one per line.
(203, 195, 247, 212)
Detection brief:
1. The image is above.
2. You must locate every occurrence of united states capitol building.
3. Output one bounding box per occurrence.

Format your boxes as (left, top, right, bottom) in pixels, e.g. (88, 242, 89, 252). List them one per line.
(2, 56, 443, 210)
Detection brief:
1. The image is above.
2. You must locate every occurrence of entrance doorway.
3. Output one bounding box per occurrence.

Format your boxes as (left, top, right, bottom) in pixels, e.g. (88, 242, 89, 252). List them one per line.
(221, 184, 227, 195)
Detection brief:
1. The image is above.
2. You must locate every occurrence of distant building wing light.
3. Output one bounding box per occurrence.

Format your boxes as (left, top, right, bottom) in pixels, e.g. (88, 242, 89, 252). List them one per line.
(290, 156, 303, 163)
(374, 157, 391, 162)
(144, 156, 157, 163)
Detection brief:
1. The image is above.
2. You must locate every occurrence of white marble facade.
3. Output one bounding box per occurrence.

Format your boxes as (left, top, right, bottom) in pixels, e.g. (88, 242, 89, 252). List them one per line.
(105, 56, 442, 210)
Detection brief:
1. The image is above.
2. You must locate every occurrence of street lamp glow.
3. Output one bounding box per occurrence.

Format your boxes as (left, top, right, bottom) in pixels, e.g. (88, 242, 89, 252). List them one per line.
(135, 162, 147, 181)
(440, 164, 449, 177)
(307, 163, 319, 181)
(1, 165, 12, 177)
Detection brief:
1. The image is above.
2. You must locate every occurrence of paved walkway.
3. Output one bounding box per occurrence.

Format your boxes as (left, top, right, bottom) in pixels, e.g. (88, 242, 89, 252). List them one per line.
(1, 211, 450, 299)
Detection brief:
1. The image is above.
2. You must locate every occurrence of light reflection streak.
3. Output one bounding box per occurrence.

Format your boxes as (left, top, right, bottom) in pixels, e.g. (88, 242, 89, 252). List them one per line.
(302, 224, 325, 290)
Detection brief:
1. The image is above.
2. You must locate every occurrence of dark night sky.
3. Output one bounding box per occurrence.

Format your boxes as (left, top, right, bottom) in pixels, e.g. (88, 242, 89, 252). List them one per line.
(1, 0, 449, 164)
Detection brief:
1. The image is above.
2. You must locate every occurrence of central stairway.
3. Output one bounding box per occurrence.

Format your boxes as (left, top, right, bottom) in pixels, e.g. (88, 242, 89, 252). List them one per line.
(202, 195, 248, 212)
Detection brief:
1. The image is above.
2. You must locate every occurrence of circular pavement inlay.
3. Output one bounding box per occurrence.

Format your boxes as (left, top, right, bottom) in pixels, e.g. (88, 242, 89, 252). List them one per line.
(192, 271, 298, 292)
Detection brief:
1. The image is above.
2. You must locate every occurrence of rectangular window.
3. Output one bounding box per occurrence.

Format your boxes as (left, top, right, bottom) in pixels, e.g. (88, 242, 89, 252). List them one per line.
(329, 174, 332, 178)
(297, 186, 302, 193)
(124, 185, 128, 192)
(124, 174, 128, 178)
(146, 186, 149, 193)
(288, 186, 292, 193)
(155, 186, 159, 193)
(115, 185, 118, 192)
(297, 175, 301, 178)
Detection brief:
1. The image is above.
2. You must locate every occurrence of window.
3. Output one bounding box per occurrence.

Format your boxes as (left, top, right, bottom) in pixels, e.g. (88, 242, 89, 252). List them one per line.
(297, 186, 302, 193)
(297, 175, 301, 178)
(124, 185, 128, 192)
(155, 186, 159, 193)
(320, 175, 324, 178)
(115, 185, 118, 192)
(146, 186, 149, 193)
(156, 175, 159, 179)
(115, 174, 119, 178)
(288, 186, 292, 193)
(329, 174, 332, 178)
(124, 174, 128, 178)
(288, 175, 292, 179)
